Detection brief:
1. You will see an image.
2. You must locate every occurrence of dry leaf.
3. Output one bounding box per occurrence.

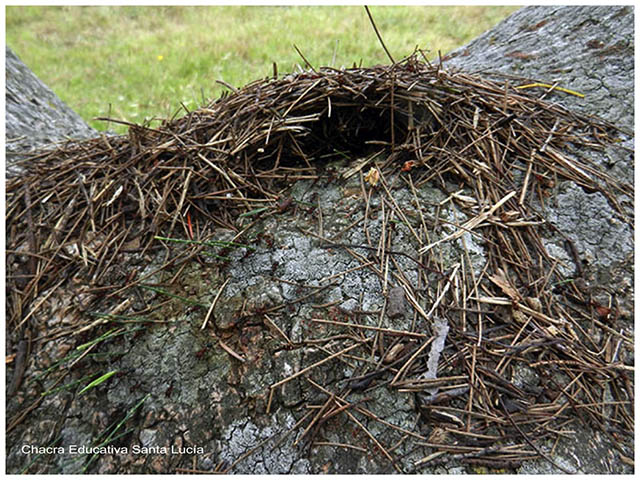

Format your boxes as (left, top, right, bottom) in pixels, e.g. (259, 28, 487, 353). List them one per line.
(122, 236, 141, 251)
(364, 167, 380, 186)
(525, 296, 542, 311)
(513, 309, 527, 323)
(488, 268, 521, 301)
(401, 160, 416, 172)
(384, 343, 406, 364)
(594, 304, 612, 320)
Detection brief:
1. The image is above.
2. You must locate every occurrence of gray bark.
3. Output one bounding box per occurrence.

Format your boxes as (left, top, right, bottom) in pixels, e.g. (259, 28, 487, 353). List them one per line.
(5, 6, 633, 474)
(5, 46, 96, 173)
(445, 6, 633, 131)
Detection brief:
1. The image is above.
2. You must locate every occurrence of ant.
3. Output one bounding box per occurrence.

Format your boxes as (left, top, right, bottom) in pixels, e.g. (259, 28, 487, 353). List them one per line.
(194, 343, 213, 359)
(165, 383, 174, 398)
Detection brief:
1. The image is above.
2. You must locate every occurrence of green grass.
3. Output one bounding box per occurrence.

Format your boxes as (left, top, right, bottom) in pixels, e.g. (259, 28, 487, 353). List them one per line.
(6, 5, 519, 133)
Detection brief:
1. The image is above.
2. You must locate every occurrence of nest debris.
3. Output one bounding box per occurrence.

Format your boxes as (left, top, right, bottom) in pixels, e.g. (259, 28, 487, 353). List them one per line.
(6, 56, 634, 472)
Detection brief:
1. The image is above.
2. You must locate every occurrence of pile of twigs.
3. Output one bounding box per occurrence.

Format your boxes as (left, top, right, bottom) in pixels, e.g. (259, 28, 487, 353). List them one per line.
(6, 55, 633, 470)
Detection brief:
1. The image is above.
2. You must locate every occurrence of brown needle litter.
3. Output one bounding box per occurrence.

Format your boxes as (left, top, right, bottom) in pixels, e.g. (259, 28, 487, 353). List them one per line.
(6, 53, 633, 472)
